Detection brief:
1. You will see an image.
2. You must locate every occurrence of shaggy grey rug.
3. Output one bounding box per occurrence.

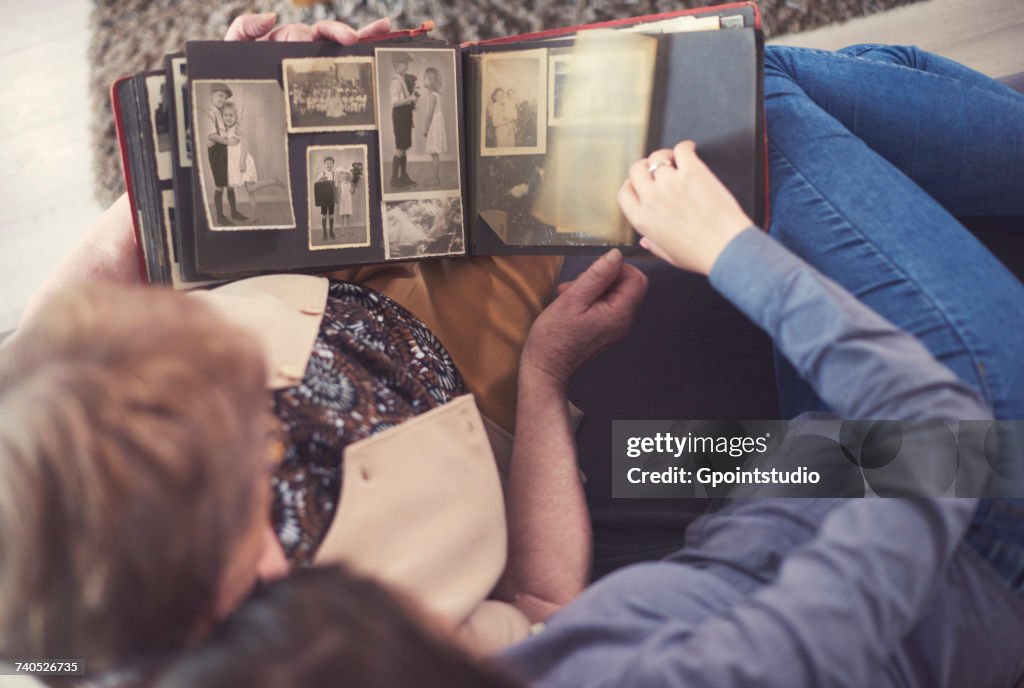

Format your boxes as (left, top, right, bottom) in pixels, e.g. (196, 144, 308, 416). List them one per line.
(89, 0, 922, 205)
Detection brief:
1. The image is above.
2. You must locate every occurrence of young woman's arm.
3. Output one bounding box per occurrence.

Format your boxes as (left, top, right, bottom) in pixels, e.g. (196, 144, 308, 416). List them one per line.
(496, 250, 648, 622)
(619, 142, 989, 420)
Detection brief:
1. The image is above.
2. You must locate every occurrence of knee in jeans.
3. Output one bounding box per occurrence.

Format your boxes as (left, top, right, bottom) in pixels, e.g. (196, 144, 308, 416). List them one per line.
(838, 44, 922, 68)
(764, 45, 799, 77)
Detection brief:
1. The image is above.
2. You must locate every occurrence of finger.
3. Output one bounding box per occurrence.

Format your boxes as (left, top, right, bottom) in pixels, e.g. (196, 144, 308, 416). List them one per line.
(617, 180, 643, 229)
(557, 280, 574, 295)
(357, 17, 393, 38)
(264, 23, 316, 42)
(628, 159, 656, 200)
(224, 12, 277, 41)
(672, 140, 698, 170)
(603, 263, 649, 312)
(314, 20, 360, 46)
(565, 249, 624, 306)
(647, 148, 676, 174)
(639, 237, 678, 267)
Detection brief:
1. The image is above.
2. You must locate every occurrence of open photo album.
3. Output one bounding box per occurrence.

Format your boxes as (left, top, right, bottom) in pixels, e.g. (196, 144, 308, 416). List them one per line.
(112, 1, 766, 286)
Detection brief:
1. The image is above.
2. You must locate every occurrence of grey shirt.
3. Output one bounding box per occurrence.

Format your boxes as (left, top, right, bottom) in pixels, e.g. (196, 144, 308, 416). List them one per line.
(500, 229, 1024, 687)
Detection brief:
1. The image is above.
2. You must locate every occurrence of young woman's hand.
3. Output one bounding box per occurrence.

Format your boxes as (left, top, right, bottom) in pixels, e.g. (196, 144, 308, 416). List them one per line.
(618, 141, 753, 276)
(224, 12, 392, 45)
(522, 249, 648, 390)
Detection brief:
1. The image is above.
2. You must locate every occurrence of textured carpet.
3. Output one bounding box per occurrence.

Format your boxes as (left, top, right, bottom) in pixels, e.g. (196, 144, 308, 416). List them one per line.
(89, 0, 923, 205)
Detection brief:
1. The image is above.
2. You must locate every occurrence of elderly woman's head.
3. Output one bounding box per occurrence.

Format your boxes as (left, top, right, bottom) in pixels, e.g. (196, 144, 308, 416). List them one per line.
(0, 284, 278, 674)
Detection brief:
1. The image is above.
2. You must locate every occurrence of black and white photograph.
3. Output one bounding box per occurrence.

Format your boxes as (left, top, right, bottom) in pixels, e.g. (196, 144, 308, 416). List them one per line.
(480, 48, 547, 157)
(476, 156, 613, 247)
(383, 194, 465, 260)
(161, 189, 184, 288)
(145, 74, 173, 181)
(192, 79, 295, 230)
(375, 47, 462, 197)
(283, 57, 376, 133)
(548, 50, 652, 127)
(171, 57, 192, 167)
(306, 145, 371, 251)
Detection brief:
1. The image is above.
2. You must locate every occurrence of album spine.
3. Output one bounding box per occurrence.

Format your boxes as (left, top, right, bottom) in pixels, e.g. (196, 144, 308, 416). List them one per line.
(110, 75, 149, 282)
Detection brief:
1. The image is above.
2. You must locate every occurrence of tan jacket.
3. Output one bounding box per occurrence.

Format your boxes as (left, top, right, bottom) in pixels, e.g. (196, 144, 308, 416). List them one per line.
(194, 274, 533, 652)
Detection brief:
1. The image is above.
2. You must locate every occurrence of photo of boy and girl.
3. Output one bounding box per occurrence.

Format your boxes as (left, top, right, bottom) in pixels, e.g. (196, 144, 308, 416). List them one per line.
(375, 48, 461, 196)
(306, 145, 370, 250)
(194, 80, 294, 230)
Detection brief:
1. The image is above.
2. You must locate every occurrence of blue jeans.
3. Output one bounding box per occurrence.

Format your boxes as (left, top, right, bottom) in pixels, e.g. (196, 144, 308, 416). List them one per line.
(762, 45, 1024, 594)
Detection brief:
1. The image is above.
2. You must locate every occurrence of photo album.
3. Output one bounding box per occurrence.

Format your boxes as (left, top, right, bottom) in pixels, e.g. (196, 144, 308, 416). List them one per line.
(112, 1, 766, 287)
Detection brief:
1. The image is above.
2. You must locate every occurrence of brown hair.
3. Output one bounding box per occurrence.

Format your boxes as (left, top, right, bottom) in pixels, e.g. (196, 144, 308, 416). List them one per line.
(155, 565, 526, 688)
(0, 284, 270, 672)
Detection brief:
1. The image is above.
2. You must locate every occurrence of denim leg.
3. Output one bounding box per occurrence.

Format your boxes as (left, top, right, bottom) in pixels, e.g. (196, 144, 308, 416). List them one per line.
(765, 45, 1024, 218)
(763, 46, 1024, 420)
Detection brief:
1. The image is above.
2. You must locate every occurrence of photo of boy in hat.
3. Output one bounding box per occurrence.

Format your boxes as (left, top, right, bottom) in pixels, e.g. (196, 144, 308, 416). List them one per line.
(204, 82, 247, 225)
(389, 51, 419, 190)
(193, 79, 297, 231)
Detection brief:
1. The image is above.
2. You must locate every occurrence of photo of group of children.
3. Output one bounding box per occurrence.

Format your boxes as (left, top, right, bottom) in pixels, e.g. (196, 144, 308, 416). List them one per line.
(193, 79, 294, 230)
(283, 57, 375, 133)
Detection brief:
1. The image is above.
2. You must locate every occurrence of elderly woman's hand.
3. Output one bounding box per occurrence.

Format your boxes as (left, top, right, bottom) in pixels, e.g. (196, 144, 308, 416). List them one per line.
(224, 12, 392, 44)
(522, 249, 648, 390)
(618, 141, 753, 276)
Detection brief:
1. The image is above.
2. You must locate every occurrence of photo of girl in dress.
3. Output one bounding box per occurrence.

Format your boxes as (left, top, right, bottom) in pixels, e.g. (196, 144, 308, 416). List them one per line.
(374, 48, 462, 197)
(480, 48, 546, 157)
(306, 145, 370, 251)
(193, 79, 295, 231)
(421, 67, 448, 186)
(222, 102, 287, 224)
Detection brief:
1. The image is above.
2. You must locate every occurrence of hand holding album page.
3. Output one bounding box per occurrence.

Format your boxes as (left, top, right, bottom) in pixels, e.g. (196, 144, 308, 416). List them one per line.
(533, 30, 656, 243)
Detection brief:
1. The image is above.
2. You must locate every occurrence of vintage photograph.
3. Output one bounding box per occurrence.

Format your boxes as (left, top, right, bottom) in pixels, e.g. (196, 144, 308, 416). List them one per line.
(144, 74, 173, 181)
(375, 48, 462, 197)
(192, 79, 295, 230)
(548, 50, 653, 127)
(170, 57, 192, 167)
(383, 194, 465, 260)
(283, 57, 376, 133)
(480, 48, 547, 157)
(475, 156, 614, 247)
(306, 145, 371, 250)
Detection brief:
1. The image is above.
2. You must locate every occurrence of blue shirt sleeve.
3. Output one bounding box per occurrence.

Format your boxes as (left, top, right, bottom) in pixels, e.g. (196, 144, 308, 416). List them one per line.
(708, 228, 991, 421)
(614, 498, 979, 688)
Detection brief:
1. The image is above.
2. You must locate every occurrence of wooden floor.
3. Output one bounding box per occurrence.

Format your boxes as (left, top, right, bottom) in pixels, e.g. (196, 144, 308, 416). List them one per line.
(771, 0, 1024, 78)
(0, 0, 1021, 333)
(0, 0, 102, 333)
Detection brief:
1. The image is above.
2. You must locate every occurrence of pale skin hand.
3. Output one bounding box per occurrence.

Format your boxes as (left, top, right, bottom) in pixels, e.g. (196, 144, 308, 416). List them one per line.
(618, 140, 753, 276)
(498, 249, 648, 621)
